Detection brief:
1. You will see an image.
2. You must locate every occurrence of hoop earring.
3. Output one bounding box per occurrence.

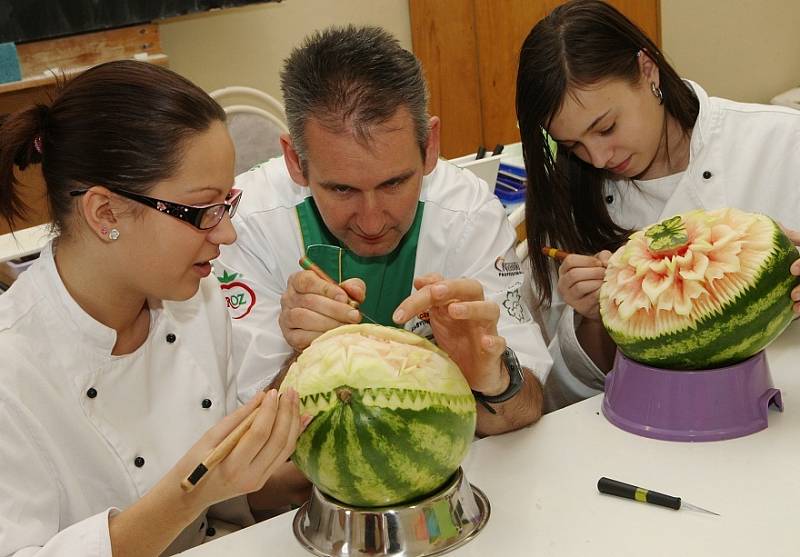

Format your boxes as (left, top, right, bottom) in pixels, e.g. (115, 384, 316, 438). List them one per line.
(108, 228, 120, 241)
(651, 82, 664, 105)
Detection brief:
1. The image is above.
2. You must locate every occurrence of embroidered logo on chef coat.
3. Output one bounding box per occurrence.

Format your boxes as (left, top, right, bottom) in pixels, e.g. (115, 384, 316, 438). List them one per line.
(503, 288, 527, 323)
(216, 270, 256, 320)
(494, 256, 523, 278)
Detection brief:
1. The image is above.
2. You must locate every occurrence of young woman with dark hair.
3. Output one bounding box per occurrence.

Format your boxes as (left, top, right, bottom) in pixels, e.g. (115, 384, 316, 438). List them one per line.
(0, 60, 304, 556)
(516, 0, 800, 409)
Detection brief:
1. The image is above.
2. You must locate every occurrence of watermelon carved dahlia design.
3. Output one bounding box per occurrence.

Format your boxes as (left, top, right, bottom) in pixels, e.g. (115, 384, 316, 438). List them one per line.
(280, 324, 476, 507)
(599, 208, 799, 370)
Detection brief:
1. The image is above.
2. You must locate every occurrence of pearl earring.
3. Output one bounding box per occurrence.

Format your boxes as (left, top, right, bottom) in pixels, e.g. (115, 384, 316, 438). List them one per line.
(109, 228, 120, 241)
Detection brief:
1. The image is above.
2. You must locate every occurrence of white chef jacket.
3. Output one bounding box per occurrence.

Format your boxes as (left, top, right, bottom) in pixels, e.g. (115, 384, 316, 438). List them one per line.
(545, 80, 800, 409)
(0, 243, 253, 557)
(216, 157, 553, 402)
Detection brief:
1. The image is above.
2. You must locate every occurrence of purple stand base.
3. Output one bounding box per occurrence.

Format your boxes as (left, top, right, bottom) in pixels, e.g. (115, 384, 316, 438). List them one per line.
(602, 350, 783, 442)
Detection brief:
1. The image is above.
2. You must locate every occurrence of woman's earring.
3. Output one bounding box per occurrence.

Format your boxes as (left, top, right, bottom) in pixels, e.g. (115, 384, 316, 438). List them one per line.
(100, 226, 108, 236)
(651, 82, 664, 105)
(108, 228, 120, 241)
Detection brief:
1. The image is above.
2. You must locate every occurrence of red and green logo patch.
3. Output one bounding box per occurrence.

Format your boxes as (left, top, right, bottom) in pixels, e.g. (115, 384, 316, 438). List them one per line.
(216, 270, 256, 320)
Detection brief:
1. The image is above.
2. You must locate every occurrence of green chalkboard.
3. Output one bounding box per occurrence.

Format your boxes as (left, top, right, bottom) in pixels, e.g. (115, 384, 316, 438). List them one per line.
(1, 1, 277, 44)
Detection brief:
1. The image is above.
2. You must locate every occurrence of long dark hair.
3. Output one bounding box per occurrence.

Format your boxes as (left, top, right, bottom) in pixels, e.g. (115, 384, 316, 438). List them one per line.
(516, 0, 699, 305)
(0, 60, 225, 233)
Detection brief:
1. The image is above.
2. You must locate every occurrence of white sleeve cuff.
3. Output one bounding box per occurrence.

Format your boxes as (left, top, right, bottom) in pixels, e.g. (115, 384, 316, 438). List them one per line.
(10, 508, 118, 557)
(556, 306, 607, 391)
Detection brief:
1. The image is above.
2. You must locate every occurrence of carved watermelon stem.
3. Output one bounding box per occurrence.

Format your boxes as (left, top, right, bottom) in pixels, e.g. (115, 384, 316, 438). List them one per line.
(645, 215, 689, 254)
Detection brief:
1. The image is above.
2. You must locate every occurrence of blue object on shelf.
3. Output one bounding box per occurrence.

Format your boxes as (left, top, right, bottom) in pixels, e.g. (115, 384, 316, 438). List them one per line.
(0, 43, 22, 84)
(494, 173, 526, 208)
(498, 162, 526, 178)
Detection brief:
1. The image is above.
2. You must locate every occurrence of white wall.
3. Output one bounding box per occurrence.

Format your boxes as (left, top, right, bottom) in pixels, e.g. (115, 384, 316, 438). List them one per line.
(159, 0, 411, 102)
(661, 0, 800, 103)
(160, 0, 800, 106)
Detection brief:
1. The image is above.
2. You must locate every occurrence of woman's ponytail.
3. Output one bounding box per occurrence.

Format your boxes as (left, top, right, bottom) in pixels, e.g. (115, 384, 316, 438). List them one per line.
(0, 103, 49, 225)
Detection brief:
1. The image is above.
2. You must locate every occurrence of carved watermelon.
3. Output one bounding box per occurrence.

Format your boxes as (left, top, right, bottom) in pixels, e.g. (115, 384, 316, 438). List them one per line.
(599, 208, 799, 369)
(279, 324, 476, 507)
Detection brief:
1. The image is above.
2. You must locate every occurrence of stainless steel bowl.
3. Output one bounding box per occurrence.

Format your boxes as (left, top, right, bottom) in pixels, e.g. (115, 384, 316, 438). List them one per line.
(293, 467, 490, 557)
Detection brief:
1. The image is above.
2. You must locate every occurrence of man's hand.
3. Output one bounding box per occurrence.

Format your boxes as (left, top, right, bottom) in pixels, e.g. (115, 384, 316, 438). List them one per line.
(556, 251, 612, 321)
(392, 273, 507, 395)
(279, 271, 366, 350)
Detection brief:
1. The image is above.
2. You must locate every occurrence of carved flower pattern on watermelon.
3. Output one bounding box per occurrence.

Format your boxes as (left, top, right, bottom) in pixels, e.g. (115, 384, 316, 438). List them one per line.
(279, 324, 476, 507)
(600, 208, 799, 369)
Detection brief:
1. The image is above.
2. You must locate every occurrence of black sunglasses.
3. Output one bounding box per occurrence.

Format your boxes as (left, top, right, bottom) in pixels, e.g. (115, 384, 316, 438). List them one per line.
(70, 187, 243, 230)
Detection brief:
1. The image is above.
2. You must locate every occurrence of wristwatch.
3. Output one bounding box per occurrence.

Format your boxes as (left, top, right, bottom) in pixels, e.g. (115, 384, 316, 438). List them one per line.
(472, 347, 525, 414)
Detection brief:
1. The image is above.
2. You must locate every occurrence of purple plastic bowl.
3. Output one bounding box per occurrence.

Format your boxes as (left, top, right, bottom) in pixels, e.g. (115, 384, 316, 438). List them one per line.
(602, 350, 783, 442)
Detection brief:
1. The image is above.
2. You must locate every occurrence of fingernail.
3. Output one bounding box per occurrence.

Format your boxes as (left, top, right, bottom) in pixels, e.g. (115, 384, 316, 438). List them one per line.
(484, 336, 494, 349)
(392, 309, 405, 322)
(451, 303, 466, 317)
(432, 284, 447, 297)
(301, 415, 313, 431)
(348, 309, 361, 322)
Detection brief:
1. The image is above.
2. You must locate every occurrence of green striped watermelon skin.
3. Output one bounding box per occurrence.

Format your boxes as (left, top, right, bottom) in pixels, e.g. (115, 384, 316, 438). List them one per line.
(293, 386, 475, 507)
(606, 228, 799, 369)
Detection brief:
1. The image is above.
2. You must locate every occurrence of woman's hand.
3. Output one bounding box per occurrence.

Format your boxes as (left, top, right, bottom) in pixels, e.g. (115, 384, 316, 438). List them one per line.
(174, 389, 302, 510)
(109, 390, 303, 557)
(780, 225, 800, 314)
(556, 251, 612, 321)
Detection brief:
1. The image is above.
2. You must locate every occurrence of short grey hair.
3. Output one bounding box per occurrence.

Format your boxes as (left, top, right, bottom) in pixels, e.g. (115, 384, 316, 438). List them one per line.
(280, 25, 430, 164)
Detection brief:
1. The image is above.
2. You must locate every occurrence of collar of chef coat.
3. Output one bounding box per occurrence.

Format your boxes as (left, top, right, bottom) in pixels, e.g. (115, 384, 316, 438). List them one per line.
(33, 241, 163, 357)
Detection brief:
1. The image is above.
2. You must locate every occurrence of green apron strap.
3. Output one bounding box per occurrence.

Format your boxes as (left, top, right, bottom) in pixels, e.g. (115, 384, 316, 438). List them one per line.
(296, 197, 425, 325)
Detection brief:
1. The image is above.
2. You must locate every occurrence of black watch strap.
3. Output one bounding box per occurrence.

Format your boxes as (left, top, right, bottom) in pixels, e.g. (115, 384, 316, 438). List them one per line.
(472, 347, 524, 414)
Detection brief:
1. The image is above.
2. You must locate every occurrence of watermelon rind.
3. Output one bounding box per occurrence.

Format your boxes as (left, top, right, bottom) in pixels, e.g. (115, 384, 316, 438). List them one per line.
(600, 210, 800, 370)
(280, 324, 477, 507)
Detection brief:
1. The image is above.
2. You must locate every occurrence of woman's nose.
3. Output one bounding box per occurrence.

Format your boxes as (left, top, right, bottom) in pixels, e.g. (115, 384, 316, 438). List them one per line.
(585, 140, 613, 169)
(208, 213, 237, 246)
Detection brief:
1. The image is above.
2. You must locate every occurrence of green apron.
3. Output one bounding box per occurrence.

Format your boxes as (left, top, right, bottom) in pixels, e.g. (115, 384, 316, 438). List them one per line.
(296, 198, 424, 326)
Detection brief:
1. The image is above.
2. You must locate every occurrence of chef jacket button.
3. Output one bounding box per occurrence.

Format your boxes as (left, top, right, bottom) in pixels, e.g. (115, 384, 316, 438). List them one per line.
(702, 171, 712, 179)
(134, 456, 145, 468)
(205, 527, 216, 537)
(605, 195, 614, 204)
(201, 398, 212, 409)
(166, 333, 177, 343)
(86, 387, 98, 399)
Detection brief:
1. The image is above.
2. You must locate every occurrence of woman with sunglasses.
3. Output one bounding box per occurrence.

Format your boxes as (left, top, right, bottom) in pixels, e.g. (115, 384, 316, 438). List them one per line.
(0, 60, 304, 556)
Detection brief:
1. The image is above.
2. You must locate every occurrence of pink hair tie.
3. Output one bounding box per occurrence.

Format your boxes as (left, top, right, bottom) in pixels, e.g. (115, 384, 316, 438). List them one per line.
(33, 135, 43, 154)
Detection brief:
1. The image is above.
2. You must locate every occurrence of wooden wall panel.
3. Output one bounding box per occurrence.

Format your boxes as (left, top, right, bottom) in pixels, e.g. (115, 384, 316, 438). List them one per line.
(409, 0, 484, 158)
(411, 0, 661, 157)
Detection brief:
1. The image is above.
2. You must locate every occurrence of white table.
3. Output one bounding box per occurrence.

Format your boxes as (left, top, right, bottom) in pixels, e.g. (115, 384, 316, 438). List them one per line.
(180, 321, 800, 556)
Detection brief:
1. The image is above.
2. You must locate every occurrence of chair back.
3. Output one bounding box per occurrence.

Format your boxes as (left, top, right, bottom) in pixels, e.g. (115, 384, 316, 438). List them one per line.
(210, 86, 289, 175)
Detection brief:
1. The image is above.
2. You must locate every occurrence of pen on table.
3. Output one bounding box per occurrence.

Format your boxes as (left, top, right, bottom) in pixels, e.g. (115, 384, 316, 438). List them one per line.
(491, 143, 504, 156)
(475, 145, 487, 160)
(541, 245, 571, 262)
(597, 477, 720, 516)
(298, 256, 379, 324)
